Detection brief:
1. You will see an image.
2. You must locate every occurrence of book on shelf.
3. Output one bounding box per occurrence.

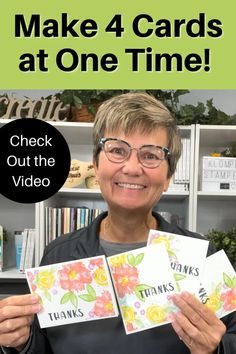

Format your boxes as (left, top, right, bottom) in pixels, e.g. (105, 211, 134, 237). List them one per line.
(172, 137, 191, 191)
(45, 207, 104, 245)
(19, 228, 36, 273)
(0, 225, 3, 271)
(14, 230, 24, 270)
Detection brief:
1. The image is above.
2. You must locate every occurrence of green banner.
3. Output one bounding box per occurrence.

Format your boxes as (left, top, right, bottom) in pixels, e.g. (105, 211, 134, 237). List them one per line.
(1, 0, 235, 89)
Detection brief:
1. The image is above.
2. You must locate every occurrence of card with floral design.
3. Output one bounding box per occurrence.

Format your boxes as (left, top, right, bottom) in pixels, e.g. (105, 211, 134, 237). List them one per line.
(147, 230, 209, 294)
(26, 255, 119, 328)
(107, 244, 178, 334)
(198, 250, 236, 318)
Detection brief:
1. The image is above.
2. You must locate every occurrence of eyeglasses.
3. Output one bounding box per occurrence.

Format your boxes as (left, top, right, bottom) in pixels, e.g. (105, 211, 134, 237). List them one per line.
(99, 138, 171, 168)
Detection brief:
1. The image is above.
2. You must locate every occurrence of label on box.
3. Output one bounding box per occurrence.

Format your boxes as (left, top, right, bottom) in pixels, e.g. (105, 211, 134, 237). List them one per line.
(107, 244, 178, 334)
(26, 255, 119, 328)
(147, 230, 209, 295)
(202, 156, 236, 191)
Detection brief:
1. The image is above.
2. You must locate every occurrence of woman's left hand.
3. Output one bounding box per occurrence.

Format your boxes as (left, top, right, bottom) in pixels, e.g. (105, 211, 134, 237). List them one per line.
(171, 291, 226, 354)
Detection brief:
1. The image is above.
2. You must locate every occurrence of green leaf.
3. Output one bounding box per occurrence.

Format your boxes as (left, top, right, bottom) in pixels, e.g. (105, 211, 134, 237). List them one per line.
(134, 253, 144, 266)
(79, 294, 96, 302)
(60, 292, 71, 305)
(215, 282, 222, 294)
(232, 276, 236, 288)
(134, 284, 153, 302)
(87, 284, 96, 299)
(134, 319, 144, 328)
(127, 254, 136, 267)
(223, 273, 234, 288)
(168, 250, 176, 258)
(44, 290, 51, 302)
(73, 95, 83, 108)
(174, 273, 186, 282)
(176, 282, 181, 292)
(69, 292, 78, 308)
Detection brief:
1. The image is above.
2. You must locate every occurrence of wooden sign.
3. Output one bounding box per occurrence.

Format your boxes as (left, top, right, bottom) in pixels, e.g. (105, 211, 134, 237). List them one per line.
(0, 95, 69, 121)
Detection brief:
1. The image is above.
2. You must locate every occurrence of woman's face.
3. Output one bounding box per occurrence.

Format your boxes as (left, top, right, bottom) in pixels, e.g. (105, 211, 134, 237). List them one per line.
(94, 128, 171, 214)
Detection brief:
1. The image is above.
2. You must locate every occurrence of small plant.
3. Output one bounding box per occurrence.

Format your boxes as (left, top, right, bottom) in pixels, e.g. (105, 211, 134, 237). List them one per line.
(206, 228, 236, 267)
(221, 142, 236, 158)
(59, 89, 126, 115)
(57, 89, 236, 125)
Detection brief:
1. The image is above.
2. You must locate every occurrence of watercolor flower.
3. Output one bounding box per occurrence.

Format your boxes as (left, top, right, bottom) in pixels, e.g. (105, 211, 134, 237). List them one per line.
(113, 264, 139, 298)
(26, 271, 37, 292)
(221, 288, 236, 311)
(93, 291, 115, 317)
(122, 306, 136, 324)
(150, 235, 172, 253)
(206, 292, 222, 313)
(89, 258, 104, 268)
(93, 266, 108, 286)
(126, 323, 137, 332)
(109, 255, 127, 268)
(35, 270, 56, 291)
(58, 262, 92, 291)
(146, 305, 167, 324)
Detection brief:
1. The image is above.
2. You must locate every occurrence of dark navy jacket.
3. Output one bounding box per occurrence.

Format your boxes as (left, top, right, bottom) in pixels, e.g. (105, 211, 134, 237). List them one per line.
(8, 212, 236, 354)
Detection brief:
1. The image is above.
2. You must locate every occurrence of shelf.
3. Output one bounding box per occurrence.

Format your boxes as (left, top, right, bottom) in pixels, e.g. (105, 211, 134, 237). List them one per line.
(198, 125, 236, 147)
(58, 187, 189, 199)
(197, 191, 236, 200)
(0, 119, 94, 145)
(0, 268, 26, 279)
(58, 188, 102, 198)
(163, 191, 189, 199)
(49, 121, 93, 145)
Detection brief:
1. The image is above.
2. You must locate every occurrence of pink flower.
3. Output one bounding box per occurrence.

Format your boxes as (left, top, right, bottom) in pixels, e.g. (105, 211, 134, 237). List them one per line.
(113, 264, 139, 298)
(126, 323, 137, 332)
(58, 262, 92, 291)
(89, 258, 104, 268)
(221, 288, 236, 311)
(93, 291, 115, 317)
(26, 271, 37, 292)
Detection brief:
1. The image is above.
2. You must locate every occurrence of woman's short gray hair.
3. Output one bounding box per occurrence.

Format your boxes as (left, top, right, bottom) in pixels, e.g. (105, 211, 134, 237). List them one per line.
(93, 92, 181, 178)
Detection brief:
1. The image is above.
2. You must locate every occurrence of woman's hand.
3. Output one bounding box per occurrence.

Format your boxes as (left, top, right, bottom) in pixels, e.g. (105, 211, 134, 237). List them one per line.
(0, 294, 42, 350)
(171, 291, 226, 354)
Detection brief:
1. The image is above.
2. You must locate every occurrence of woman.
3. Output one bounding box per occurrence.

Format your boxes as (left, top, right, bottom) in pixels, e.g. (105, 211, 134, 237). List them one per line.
(0, 93, 235, 354)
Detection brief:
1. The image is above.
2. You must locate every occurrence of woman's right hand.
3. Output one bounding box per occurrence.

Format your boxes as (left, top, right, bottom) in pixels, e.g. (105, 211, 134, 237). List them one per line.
(0, 294, 42, 351)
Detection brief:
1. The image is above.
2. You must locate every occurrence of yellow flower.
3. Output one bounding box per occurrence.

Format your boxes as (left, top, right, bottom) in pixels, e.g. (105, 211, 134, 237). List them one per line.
(93, 267, 108, 286)
(121, 306, 136, 323)
(151, 236, 171, 252)
(36, 270, 55, 290)
(109, 255, 127, 267)
(206, 292, 222, 312)
(146, 305, 167, 324)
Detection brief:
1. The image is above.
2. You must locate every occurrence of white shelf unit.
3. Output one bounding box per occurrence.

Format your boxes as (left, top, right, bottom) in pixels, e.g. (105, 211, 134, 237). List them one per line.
(192, 124, 236, 235)
(0, 120, 195, 279)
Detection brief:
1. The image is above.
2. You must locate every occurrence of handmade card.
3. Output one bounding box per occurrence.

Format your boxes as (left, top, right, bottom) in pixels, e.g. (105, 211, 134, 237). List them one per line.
(147, 230, 209, 295)
(198, 250, 236, 318)
(26, 255, 119, 328)
(107, 244, 178, 334)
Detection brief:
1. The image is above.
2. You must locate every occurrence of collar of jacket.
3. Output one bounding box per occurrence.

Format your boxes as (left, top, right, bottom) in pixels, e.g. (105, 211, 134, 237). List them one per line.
(70, 211, 178, 260)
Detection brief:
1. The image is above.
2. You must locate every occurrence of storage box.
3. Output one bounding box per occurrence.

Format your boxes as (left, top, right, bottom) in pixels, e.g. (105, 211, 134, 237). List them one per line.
(201, 156, 236, 191)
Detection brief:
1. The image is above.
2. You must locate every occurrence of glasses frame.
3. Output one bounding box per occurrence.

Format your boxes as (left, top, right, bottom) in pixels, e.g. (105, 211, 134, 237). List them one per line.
(99, 137, 171, 169)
